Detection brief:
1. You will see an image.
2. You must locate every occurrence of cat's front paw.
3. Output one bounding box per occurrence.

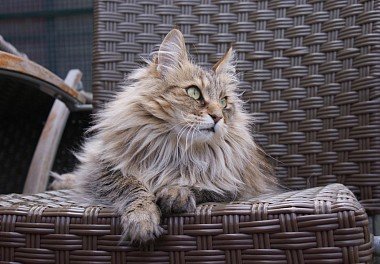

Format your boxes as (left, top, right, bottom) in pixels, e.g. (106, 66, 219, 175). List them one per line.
(121, 202, 163, 244)
(156, 186, 196, 216)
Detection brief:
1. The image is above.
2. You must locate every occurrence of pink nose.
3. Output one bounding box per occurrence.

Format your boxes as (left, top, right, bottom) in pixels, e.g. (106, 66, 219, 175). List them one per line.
(210, 114, 222, 124)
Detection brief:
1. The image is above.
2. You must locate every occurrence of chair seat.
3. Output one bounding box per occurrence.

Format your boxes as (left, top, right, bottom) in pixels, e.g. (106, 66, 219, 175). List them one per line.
(0, 183, 373, 263)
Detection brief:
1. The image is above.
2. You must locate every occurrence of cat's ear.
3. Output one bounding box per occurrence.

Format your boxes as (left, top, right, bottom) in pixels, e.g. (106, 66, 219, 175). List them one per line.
(156, 29, 188, 76)
(212, 47, 235, 74)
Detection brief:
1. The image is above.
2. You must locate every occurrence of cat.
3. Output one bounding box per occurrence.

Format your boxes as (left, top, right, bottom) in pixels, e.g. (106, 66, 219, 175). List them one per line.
(52, 29, 277, 243)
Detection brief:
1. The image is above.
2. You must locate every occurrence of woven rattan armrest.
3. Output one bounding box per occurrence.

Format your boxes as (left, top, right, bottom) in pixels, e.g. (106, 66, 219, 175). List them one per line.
(0, 183, 373, 263)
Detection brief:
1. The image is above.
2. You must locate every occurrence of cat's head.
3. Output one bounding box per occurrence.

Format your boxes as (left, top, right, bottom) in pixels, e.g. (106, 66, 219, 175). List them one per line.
(131, 29, 248, 144)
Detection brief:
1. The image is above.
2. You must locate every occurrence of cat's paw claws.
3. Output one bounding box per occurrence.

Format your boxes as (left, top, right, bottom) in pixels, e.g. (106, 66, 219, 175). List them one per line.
(121, 203, 163, 244)
(156, 186, 196, 216)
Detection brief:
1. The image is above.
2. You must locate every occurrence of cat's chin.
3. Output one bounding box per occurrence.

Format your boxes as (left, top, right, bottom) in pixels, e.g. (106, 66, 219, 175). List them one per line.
(195, 129, 215, 142)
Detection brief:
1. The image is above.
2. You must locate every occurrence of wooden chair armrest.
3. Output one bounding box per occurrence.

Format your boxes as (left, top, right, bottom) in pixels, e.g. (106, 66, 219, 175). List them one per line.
(0, 51, 86, 109)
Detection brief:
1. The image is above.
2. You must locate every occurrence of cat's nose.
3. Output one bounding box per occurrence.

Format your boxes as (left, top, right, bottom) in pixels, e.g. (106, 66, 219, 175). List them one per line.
(209, 114, 222, 124)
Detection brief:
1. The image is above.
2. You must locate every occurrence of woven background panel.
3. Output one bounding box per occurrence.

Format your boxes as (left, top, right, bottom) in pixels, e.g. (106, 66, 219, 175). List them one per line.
(0, 184, 373, 263)
(92, 0, 380, 211)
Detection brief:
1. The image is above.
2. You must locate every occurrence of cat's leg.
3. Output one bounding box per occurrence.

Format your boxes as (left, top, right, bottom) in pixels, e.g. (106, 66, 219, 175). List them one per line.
(191, 188, 236, 203)
(82, 169, 162, 243)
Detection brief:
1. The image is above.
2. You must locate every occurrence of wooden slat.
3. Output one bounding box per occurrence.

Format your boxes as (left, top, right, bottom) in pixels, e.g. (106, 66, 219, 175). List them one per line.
(23, 69, 83, 194)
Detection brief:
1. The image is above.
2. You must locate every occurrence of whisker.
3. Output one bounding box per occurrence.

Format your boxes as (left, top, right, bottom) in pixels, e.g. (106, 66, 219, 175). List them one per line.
(190, 124, 198, 157)
(184, 123, 195, 152)
(176, 124, 190, 151)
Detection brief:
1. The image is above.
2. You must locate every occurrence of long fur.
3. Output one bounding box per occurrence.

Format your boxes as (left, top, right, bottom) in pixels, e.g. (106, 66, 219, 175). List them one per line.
(53, 29, 277, 243)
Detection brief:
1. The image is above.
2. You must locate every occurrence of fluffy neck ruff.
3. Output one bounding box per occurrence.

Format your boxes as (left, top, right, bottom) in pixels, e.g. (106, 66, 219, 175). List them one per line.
(88, 69, 271, 197)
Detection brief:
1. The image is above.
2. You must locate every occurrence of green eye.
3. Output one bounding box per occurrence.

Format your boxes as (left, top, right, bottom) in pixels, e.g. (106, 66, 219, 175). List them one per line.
(187, 86, 201, 100)
(220, 97, 227, 108)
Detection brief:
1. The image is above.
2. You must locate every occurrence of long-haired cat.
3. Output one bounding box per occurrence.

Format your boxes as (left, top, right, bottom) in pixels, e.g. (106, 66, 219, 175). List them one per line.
(52, 29, 277, 243)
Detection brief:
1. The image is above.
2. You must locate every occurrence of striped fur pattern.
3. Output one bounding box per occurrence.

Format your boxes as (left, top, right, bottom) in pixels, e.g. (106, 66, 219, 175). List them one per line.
(54, 29, 277, 243)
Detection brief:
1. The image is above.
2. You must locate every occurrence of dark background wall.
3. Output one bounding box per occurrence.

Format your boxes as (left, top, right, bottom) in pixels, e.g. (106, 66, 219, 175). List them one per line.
(0, 0, 93, 91)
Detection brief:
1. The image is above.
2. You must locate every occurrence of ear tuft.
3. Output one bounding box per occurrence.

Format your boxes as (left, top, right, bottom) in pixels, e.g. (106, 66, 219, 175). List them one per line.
(212, 47, 235, 74)
(157, 29, 188, 77)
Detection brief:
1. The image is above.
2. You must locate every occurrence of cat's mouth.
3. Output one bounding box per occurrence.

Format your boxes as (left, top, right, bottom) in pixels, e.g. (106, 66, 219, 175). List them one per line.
(199, 126, 215, 133)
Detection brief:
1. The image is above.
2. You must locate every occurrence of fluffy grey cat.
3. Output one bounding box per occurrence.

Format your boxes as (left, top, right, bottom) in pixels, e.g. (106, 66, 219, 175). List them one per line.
(52, 29, 277, 243)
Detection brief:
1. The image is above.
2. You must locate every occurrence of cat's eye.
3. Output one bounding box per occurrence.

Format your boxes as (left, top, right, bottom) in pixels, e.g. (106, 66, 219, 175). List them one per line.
(220, 97, 227, 108)
(187, 86, 202, 100)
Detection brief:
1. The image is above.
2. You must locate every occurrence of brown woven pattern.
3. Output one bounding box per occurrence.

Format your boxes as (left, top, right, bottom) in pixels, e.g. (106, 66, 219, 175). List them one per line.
(93, 0, 380, 211)
(0, 184, 373, 263)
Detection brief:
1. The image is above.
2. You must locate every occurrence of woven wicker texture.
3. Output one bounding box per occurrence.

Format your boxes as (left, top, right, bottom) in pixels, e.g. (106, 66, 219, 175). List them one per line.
(92, 0, 380, 212)
(0, 184, 373, 263)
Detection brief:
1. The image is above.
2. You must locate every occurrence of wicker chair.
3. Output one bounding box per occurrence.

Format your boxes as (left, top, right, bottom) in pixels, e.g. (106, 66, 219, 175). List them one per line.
(0, 0, 378, 262)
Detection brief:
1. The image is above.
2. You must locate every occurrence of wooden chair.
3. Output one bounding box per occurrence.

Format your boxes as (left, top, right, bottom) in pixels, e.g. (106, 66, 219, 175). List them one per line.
(0, 36, 91, 194)
(0, 0, 378, 262)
